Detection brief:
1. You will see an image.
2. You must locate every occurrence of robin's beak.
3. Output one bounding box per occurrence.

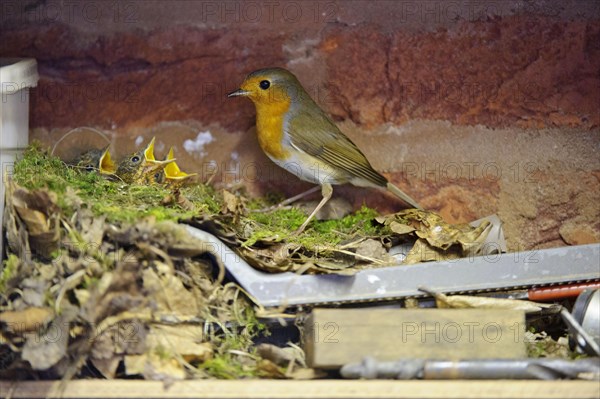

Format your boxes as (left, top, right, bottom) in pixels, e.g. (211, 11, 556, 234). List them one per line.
(227, 88, 250, 98)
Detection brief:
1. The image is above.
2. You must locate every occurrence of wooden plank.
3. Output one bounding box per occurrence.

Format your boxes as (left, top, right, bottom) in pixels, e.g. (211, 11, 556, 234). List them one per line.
(305, 308, 526, 369)
(0, 380, 598, 399)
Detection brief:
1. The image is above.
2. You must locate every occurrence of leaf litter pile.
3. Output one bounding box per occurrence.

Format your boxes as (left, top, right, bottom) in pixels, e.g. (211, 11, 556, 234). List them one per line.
(0, 144, 563, 381)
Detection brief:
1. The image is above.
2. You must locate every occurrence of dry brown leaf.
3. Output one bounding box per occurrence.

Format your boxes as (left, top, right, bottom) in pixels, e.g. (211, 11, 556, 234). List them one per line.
(422, 289, 557, 314)
(311, 259, 357, 274)
(404, 238, 461, 264)
(12, 187, 60, 215)
(409, 210, 491, 252)
(13, 206, 49, 236)
(221, 190, 245, 217)
(288, 367, 327, 380)
(160, 190, 195, 211)
(21, 315, 70, 370)
(21, 277, 52, 307)
(12, 188, 60, 228)
(257, 343, 297, 367)
(256, 358, 286, 379)
(73, 289, 90, 306)
(90, 356, 121, 379)
(0, 307, 55, 334)
(13, 207, 60, 258)
(175, 190, 195, 211)
(124, 324, 212, 380)
(375, 215, 414, 235)
(146, 325, 213, 364)
(143, 353, 187, 381)
(239, 247, 294, 273)
(124, 354, 146, 376)
(221, 190, 237, 214)
(355, 239, 389, 262)
(91, 319, 147, 361)
(78, 213, 106, 248)
(142, 265, 199, 318)
(389, 221, 416, 235)
(378, 209, 494, 264)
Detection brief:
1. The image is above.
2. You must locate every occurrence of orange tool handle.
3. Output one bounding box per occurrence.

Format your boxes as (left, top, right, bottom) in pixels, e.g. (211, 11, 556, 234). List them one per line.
(528, 282, 600, 301)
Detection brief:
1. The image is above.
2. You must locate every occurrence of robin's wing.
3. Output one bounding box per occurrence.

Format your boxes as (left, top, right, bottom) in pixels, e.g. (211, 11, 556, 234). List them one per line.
(286, 107, 387, 187)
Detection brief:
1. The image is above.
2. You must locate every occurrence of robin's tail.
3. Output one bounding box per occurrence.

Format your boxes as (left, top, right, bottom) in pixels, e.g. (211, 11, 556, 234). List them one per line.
(386, 182, 422, 209)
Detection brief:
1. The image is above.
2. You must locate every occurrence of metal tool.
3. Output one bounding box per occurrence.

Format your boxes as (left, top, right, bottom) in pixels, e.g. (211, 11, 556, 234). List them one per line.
(570, 289, 600, 355)
(341, 357, 600, 380)
(560, 307, 600, 356)
(184, 225, 600, 308)
(488, 282, 600, 301)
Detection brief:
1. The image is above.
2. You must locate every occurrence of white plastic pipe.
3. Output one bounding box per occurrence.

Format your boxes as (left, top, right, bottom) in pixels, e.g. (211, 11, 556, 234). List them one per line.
(0, 58, 39, 260)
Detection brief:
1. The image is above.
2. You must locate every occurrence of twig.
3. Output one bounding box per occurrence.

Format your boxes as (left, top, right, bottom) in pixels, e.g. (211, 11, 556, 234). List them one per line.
(95, 309, 154, 338)
(320, 246, 387, 265)
(55, 269, 87, 314)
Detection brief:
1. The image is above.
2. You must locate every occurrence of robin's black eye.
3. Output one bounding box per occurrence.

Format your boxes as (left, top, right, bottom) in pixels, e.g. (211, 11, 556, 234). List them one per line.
(259, 80, 270, 90)
(131, 155, 140, 163)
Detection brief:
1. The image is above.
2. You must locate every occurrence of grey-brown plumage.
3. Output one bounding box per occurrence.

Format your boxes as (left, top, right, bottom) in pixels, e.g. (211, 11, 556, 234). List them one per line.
(70, 146, 115, 175)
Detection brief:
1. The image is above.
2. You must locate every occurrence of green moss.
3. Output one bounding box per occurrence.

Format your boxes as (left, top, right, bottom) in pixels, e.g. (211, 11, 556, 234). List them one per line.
(0, 254, 20, 293)
(240, 305, 268, 339)
(199, 306, 266, 379)
(312, 205, 379, 236)
(242, 207, 305, 246)
(81, 275, 100, 290)
(154, 344, 172, 361)
(243, 204, 381, 250)
(200, 354, 257, 379)
(199, 330, 262, 379)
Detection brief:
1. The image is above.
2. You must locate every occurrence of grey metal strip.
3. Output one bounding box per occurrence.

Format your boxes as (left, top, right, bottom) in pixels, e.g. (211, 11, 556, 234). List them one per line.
(184, 226, 600, 307)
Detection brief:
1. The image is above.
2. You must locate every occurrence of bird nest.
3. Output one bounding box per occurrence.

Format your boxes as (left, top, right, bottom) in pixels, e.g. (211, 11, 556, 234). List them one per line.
(0, 144, 505, 381)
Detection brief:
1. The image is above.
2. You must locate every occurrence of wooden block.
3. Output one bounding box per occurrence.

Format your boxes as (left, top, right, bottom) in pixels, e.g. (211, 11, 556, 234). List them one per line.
(1, 380, 599, 399)
(304, 308, 526, 369)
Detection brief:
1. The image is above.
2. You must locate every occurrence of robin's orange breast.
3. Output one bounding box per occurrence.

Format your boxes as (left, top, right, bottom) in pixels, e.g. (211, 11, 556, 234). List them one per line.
(255, 98, 291, 161)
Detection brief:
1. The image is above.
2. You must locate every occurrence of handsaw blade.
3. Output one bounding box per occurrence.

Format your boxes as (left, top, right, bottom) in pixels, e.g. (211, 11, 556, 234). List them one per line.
(184, 226, 600, 307)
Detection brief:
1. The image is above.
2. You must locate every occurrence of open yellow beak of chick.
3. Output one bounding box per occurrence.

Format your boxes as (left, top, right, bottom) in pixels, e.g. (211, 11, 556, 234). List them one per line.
(142, 137, 176, 176)
(99, 146, 116, 175)
(141, 140, 195, 187)
(163, 148, 193, 179)
(161, 147, 197, 187)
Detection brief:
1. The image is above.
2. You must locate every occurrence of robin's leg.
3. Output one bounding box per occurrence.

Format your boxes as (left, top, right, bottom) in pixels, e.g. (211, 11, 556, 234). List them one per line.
(294, 183, 333, 234)
(257, 185, 321, 212)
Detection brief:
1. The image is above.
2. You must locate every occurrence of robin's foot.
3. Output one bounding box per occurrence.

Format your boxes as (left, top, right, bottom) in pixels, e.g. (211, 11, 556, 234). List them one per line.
(291, 183, 333, 236)
(256, 186, 321, 213)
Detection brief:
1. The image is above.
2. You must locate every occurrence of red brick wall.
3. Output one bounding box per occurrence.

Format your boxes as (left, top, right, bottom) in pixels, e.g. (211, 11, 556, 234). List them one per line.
(1, 0, 598, 249)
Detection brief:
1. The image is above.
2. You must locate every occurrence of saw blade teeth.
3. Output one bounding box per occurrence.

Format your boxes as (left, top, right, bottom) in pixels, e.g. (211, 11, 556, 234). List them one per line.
(295, 278, 600, 307)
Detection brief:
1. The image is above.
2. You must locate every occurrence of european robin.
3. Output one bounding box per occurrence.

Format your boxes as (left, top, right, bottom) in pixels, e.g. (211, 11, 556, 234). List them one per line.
(116, 137, 174, 184)
(228, 67, 421, 233)
(71, 146, 116, 175)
